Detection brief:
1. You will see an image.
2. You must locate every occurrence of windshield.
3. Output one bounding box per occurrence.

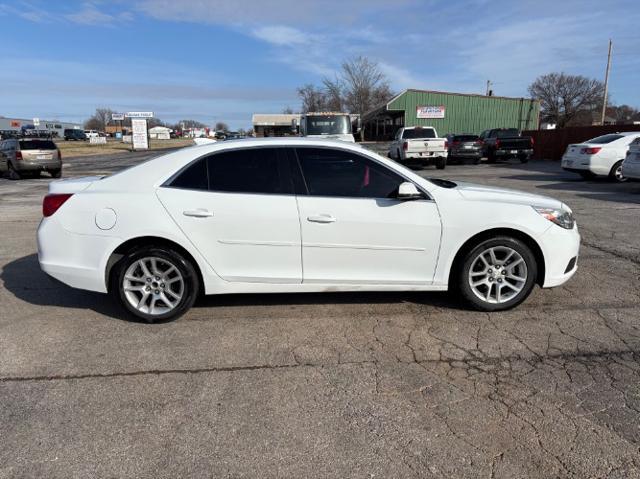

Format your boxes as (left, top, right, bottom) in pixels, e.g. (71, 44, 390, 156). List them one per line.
(453, 135, 479, 142)
(587, 134, 623, 144)
(494, 129, 519, 138)
(402, 128, 436, 139)
(19, 140, 56, 150)
(305, 115, 351, 135)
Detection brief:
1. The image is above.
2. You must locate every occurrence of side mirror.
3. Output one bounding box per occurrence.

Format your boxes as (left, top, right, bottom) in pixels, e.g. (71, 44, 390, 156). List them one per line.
(397, 182, 423, 200)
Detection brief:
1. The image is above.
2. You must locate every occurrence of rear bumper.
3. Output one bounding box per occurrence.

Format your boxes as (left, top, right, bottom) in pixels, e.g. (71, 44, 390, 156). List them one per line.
(449, 150, 481, 158)
(561, 157, 610, 176)
(404, 152, 446, 160)
(37, 217, 118, 293)
(539, 223, 580, 288)
(15, 160, 61, 172)
(495, 149, 532, 157)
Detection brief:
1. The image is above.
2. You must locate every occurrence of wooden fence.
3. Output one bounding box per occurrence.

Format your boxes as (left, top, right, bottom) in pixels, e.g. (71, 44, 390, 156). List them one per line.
(523, 124, 640, 161)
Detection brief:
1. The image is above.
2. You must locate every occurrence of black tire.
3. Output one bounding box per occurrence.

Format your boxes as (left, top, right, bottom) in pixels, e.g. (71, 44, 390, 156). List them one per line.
(397, 149, 402, 161)
(111, 246, 200, 323)
(519, 155, 529, 164)
(436, 157, 447, 170)
(578, 171, 595, 180)
(608, 160, 627, 183)
(50, 169, 62, 178)
(486, 151, 497, 164)
(473, 158, 482, 165)
(454, 236, 537, 312)
(7, 162, 21, 180)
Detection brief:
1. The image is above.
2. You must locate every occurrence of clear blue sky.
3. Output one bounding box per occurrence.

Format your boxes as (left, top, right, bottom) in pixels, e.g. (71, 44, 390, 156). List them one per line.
(1, 0, 638, 129)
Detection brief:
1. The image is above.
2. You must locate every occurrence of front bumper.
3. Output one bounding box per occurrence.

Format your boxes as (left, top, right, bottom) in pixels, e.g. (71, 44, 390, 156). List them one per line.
(539, 223, 580, 288)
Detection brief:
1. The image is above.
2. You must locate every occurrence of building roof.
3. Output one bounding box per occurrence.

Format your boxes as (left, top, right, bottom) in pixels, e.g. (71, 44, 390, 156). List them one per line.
(252, 113, 300, 126)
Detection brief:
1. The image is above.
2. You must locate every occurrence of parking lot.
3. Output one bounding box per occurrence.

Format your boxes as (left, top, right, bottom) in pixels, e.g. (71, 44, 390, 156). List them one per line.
(1, 149, 639, 478)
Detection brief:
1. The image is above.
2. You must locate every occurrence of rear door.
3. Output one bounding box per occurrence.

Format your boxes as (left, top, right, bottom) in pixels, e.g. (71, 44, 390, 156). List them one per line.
(156, 147, 302, 283)
(293, 147, 441, 285)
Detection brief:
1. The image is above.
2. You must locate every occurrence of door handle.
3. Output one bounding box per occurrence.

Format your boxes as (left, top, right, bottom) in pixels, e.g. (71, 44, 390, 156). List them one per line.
(183, 209, 213, 218)
(307, 214, 336, 224)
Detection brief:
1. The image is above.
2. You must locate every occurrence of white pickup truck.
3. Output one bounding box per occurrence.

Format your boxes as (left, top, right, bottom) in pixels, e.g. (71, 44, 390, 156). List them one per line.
(388, 126, 447, 169)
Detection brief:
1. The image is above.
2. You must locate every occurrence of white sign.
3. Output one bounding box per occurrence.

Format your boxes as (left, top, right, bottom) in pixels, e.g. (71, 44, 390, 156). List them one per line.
(416, 105, 445, 119)
(112, 113, 125, 121)
(126, 111, 154, 118)
(90, 136, 107, 145)
(131, 118, 149, 149)
(33, 117, 40, 126)
(122, 135, 132, 143)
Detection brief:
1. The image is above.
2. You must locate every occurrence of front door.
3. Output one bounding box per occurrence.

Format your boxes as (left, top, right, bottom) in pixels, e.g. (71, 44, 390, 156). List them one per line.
(294, 147, 441, 285)
(156, 147, 302, 283)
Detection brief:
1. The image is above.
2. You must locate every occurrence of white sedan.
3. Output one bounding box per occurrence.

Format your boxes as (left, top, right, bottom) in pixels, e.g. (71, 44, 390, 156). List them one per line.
(37, 138, 580, 322)
(561, 132, 640, 182)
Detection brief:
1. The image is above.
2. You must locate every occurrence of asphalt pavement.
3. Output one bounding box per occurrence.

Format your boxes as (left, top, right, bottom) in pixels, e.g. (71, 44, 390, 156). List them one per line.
(1, 148, 639, 478)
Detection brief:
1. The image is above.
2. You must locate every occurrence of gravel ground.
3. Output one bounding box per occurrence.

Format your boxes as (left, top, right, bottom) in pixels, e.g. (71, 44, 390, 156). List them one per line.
(1, 147, 639, 478)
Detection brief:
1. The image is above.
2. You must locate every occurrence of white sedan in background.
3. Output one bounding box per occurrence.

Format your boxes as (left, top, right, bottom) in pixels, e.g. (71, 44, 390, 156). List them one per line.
(621, 137, 640, 180)
(561, 132, 640, 182)
(37, 138, 580, 322)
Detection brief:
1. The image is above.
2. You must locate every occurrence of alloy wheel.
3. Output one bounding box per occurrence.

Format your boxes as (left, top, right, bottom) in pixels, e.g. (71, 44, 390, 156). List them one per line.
(468, 246, 528, 304)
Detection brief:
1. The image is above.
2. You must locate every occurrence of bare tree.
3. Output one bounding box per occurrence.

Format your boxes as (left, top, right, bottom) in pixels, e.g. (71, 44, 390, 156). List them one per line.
(607, 104, 639, 124)
(335, 56, 392, 116)
(179, 119, 207, 129)
(215, 121, 229, 132)
(528, 73, 606, 127)
(297, 84, 329, 113)
(322, 77, 344, 112)
(282, 106, 295, 114)
(84, 107, 114, 131)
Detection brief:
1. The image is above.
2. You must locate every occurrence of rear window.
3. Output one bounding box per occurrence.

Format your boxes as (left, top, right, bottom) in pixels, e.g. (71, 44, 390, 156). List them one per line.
(453, 135, 479, 142)
(493, 129, 519, 138)
(402, 128, 436, 139)
(19, 140, 56, 150)
(587, 134, 624, 144)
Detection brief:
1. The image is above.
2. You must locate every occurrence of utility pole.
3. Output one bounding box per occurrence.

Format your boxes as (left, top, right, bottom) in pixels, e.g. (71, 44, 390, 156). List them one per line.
(600, 39, 612, 125)
(485, 80, 492, 96)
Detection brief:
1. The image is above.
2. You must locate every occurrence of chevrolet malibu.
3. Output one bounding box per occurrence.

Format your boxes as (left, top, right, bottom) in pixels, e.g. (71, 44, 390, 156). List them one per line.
(37, 138, 580, 322)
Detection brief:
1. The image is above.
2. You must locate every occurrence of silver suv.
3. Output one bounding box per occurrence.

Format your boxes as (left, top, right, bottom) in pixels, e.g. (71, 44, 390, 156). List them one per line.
(0, 138, 62, 180)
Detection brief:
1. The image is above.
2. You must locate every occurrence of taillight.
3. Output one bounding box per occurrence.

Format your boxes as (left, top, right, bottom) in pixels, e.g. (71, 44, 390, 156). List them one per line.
(495, 139, 501, 149)
(43, 194, 73, 217)
(476, 140, 484, 146)
(15, 150, 23, 160)
(530, 137, 535, 147)
(403, 141, 408, 151)
(444, 140, 448, 149)
(581, 147, 602, 155)
(58, 149, 62, 160)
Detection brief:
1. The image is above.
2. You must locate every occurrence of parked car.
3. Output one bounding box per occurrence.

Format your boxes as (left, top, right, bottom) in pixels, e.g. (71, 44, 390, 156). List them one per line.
(621, 137, 640, 180)
(389, 126, 447, 169)
(84, 130, 100, 139)
(64, 129, 87, 141)
(447, 134, 483, 164)
(37, 138, 579, 322)
(480, 128, 534, 163)
(0, 138, 61, 179)
(561, 132, 640, 182)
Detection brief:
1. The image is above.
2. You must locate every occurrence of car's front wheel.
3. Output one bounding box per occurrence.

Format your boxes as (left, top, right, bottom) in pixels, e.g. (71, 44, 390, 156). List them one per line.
(112, 246, 199, 322)
(455, 236, 537, 311)
(609, 160, 627, 183)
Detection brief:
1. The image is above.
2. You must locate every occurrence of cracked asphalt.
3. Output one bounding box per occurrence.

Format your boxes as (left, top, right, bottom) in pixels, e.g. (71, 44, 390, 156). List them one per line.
(1, 148, 639, 478)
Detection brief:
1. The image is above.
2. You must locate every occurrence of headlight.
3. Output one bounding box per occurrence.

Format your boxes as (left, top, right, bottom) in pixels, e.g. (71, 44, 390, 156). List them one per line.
(533, 206, 575, 229)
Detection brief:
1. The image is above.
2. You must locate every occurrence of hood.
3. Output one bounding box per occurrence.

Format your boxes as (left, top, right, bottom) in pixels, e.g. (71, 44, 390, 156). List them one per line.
(455, 181, 563, 209)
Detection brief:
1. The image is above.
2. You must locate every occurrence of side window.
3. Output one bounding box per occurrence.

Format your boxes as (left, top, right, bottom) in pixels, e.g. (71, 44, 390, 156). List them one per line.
(168, 158, 208, 190)
(207, 147, 290, 195)
(296, 147, 404, 199)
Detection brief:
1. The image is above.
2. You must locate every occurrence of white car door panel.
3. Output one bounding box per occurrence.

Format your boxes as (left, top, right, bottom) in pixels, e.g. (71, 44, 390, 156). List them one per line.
(156, 147, 302, 283)
(294, 147, 441, 285)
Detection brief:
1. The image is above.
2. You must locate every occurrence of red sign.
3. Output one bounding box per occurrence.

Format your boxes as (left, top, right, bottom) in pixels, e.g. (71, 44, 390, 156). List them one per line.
(10, 120, 21, 128)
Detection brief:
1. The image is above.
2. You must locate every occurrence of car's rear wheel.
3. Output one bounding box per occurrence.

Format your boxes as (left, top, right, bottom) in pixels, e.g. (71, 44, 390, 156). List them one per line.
(455, 236, 537, 311)
(50, 169, 62, 178)
(609, 160, 627, 182)
(112, 246, 199, 323)
(7, 162, 21, 180)
(436, 157, 447, 170)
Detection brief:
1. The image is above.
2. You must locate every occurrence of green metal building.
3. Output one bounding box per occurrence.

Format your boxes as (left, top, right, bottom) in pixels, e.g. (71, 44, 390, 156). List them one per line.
(361, 89, 540, 141)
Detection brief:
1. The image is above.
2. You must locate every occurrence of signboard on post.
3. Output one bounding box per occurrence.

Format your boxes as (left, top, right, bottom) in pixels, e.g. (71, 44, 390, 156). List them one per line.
(131, 118, 149, 150)
(126, 111, 154, 118)
(111, 113, 125, 121)
(416, 105, 445, 119)
(33, 117, 40, 127)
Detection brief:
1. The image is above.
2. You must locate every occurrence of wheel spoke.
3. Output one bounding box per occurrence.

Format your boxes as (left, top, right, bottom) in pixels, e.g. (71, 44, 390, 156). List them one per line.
(138, 260, 152, 278)
(488, 248, 498, 265)
(124, 285, 144, 292)
(507, 274, 526, 282)
(137, 291, 150, 310)
(165, 288, 181, 300)
(159, 292, 173, 308)
(150, 258, 161, 276)
(125, 274, 144, 283)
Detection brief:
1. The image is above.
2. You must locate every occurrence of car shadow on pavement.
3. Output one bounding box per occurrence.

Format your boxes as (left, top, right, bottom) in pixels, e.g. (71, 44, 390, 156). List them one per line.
(1, 254, 123, 320)
(2, 255, 472, 322)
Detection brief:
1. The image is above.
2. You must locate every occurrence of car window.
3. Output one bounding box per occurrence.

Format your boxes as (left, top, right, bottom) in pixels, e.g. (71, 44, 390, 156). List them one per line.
(168, 157, 209, 190)
(296, 147, 404, 199)
(207, 147, 290, 195)
(402, 128, 435, 139)
(587, 134, 624, 144)
(19, 140, 56, 150)
(494, 129, 519, 138)
(453, 135, 479, 142)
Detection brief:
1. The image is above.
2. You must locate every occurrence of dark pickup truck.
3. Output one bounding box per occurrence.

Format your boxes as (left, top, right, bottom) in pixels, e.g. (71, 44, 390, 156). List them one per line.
(480, 128, 534, 163)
